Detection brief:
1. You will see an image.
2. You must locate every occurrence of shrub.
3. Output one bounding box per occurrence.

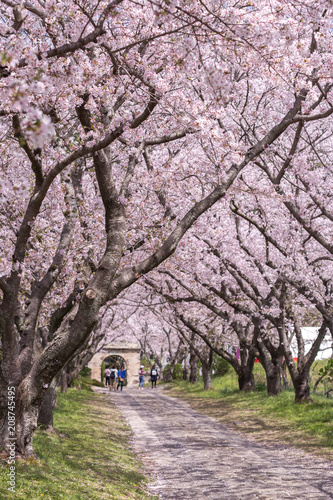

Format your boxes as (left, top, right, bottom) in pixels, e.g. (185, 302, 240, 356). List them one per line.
(80, 382, 94, 392)
(80, 366, 92, 378)
(162, 364, 171, 381)
(255, 382, 267, 392)
(173, 363, 183, 380)
(163, 363, 183, 381)
(91, 379, 105, 387)
(212, 354, 231, 377)
(72, 377, 81, 389)
(140, 356, 151, 370)
(318, 359, 333, 397)
(81, 378, 105, 388)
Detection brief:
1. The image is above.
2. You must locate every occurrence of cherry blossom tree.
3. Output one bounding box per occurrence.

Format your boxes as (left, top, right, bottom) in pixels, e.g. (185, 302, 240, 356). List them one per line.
(0, 0, 332, 456)
(149, 152, 333, 400)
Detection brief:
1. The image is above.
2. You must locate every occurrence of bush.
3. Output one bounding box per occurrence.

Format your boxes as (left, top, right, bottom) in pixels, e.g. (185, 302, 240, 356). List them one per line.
(140, 356, 151, 370)
(173, 363, 183, 380)
(72, 377, 82, 389)
(163, 363, 183, 381)
(91, 379, 105, 387)
(318, 359, 333, 397)
(80, 381, 94, 392)
(212, 354, 231, 377)
(255, 382, 267, 392)
(80, 366, 92, 378)
(162, 364, 171, 380)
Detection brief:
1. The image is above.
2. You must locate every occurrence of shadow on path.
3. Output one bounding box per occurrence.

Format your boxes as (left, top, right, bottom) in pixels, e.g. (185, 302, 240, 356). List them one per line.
(103, 387, 333, 500)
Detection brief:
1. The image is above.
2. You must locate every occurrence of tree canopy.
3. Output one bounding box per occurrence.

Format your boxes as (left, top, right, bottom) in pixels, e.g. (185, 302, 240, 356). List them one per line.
(0, 0, 332, 456)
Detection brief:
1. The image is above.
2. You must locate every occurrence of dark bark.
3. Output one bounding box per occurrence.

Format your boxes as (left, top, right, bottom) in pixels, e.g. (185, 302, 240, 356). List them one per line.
(60, 370, 68, 394)
(294, 371, 312, 402)
(182, 348, 191, 380)
(176, 322, 214, 390)
(202, 359, 213, 390)
(64, 324, 106, 388)
(278, 317, 328, 402)
(236, 336, 256, 392)
(265, 360, 283, 396)
(189, 350, 198, 383)
(282, 360, 289, 389)
(38, 377, 59, 429)
(255, 332, 283, 396)
(52, 382, 59, 409)
(202, 348, 214, 390)
(14, 378, 43, 457)
(238, 368, 255, 391)
(182, 357, 189, 380)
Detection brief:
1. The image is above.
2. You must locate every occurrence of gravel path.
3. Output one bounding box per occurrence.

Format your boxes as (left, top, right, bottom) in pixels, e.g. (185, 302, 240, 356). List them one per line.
(108, 387, 333, 500)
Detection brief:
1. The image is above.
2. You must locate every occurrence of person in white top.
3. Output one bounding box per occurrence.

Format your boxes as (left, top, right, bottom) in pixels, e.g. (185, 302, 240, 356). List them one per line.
(104, 367, 111, 388)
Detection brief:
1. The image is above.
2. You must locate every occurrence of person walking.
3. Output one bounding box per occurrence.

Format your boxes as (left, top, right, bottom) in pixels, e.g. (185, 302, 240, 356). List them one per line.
(117, 366, 127, 391)
(138, 365, 145, 389)
(109, 364, 118, 392)
(150, 364, 158, 389)
(104, 366, 111, 388)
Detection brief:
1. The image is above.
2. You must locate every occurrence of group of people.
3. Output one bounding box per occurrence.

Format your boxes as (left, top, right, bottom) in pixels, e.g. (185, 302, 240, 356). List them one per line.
(104, 365, 126, 391)
(104, 364, 159, 391)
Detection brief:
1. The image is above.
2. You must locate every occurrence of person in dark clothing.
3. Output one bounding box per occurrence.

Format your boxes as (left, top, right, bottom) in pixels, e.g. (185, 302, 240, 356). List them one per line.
(109, 364, 118, 392)
(104, 367, 111, 387)
(150, 364, 158, 388)
(117, 366, 126, 391)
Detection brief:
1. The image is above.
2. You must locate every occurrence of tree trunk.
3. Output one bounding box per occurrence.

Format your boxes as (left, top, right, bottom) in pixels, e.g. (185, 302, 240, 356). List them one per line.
(14, 381, 43, 457)
(15, 405, 39, 457)
(163, 367, 174, 382)
(281, 320, 327, 402)
(256, 336, 283, 396)
(237, 343, 256, 391)
(38, 374, 61, 429)
(0, 373, 13, 455)
(294, 371, 312, 402)
(182, 355, 189, 380)
(0, 381, 40, 458)
(52, 384, 59, 409)
(60, 369, 68, 393)
(38, 384, 55, 429)
(202, 362, 212, 390)
(189, 351, 198, 384)
(282, 360, 289, 389)
(266, 363, 282, 396)
(238, 369, 255, 391)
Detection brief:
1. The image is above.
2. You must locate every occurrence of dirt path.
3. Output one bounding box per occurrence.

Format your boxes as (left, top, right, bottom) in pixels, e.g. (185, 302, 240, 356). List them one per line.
(108, 387, 332, 500)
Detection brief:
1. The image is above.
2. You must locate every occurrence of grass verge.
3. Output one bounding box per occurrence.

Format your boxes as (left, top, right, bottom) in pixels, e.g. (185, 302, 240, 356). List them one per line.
(0, 389, 158, 500)
(164, 375, 333, 460)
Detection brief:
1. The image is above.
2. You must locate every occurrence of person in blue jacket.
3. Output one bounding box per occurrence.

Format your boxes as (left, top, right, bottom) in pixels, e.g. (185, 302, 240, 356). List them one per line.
(117, 366, 127, 391)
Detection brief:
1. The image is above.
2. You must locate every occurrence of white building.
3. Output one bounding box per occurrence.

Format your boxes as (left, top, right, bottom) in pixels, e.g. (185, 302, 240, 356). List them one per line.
(290, 327, 332, 360)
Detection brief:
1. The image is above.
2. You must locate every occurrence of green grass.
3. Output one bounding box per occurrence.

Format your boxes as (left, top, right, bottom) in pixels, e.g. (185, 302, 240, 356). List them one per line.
(164, 363, 333, 459)
(0, 389, 158, 500)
